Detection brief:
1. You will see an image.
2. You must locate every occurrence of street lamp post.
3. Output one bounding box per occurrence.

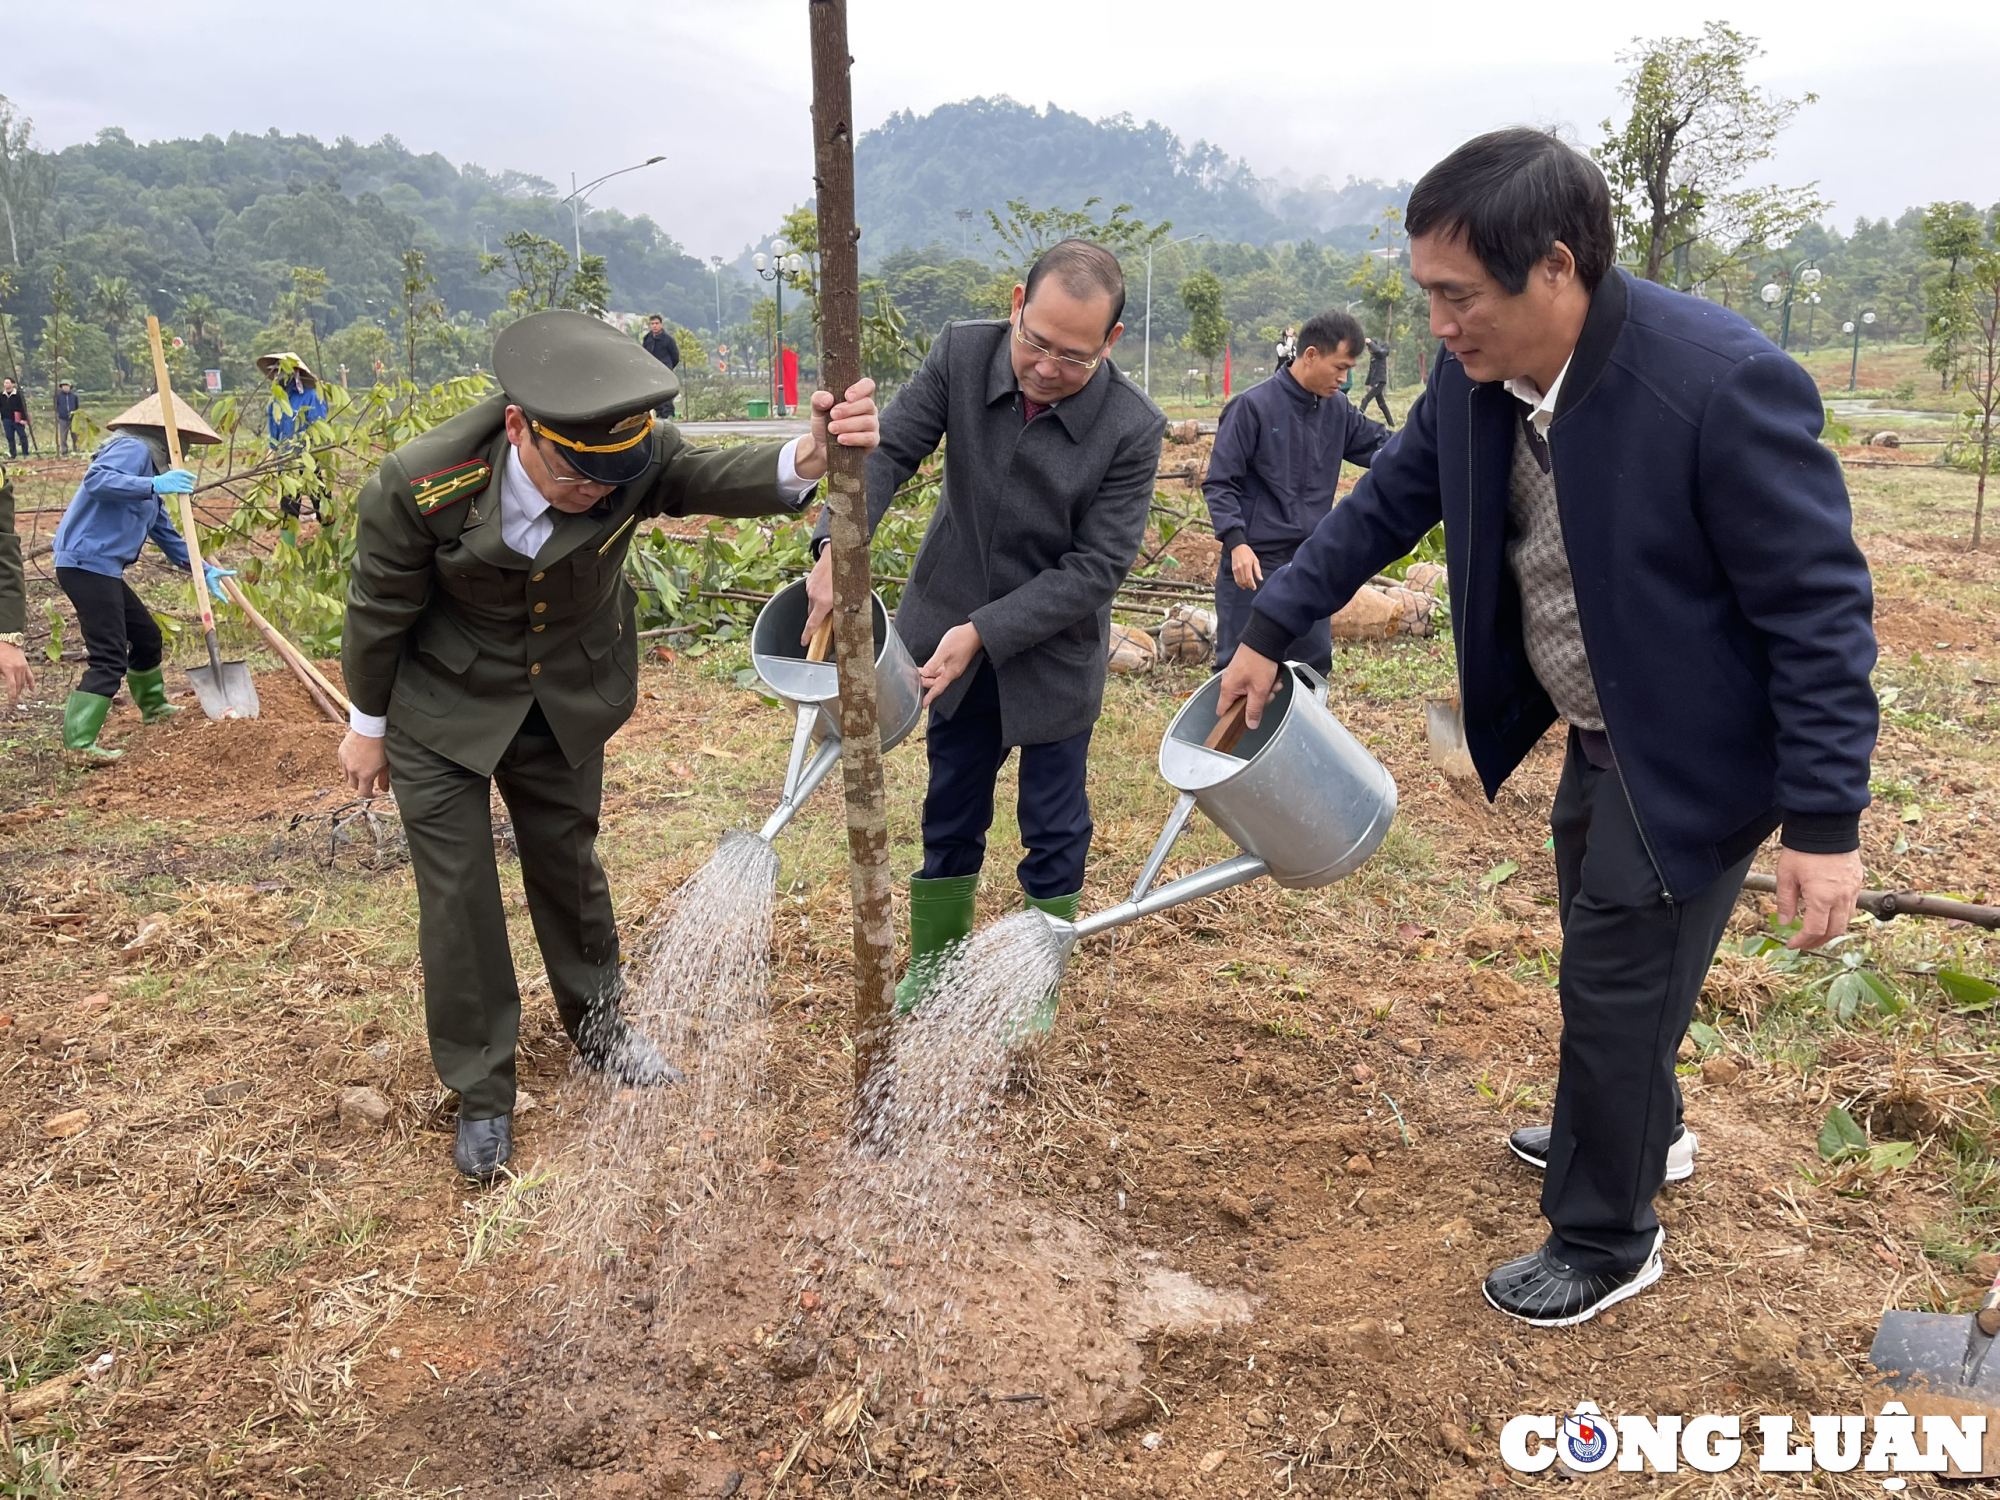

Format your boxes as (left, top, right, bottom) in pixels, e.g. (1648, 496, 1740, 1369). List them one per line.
(752, 239, 808, 416)
(560, 155, 667, 267)
(1844, 310, 1876, 392)
(710, 256, 725, 335)
(1759, 260, 1820, 351)
(1144, 231, 1208, 398)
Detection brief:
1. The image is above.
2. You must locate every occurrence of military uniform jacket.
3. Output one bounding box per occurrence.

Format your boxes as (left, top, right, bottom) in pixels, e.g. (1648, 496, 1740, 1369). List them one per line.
(344, 393, 800, 775)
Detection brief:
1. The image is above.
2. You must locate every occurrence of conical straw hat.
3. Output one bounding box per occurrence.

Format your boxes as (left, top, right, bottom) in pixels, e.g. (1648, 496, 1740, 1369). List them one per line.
(255, 351, 319, 386)
(105, 391, 224, 446)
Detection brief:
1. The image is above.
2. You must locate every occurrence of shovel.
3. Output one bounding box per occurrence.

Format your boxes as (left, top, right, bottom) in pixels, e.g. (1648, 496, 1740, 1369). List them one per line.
(146, 317, 258, 720)
(1868, 1263, 2000, 1475)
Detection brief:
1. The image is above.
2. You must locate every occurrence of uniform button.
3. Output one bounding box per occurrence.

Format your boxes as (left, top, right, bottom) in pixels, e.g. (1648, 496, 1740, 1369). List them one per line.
(532, 572, 545, 582)
(533, 623, 546, 633)
(534, 602, 547, 614)
(530, 663, 542, 676)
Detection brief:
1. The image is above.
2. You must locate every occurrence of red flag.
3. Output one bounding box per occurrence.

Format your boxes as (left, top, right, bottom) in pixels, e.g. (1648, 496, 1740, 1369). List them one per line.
(781, 347, 800, 410)
(1223, 345, 1232, 399)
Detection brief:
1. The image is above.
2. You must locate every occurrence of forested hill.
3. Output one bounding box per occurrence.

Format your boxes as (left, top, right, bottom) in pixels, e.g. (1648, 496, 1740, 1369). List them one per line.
(853, 98, 1408, 255)
(16, 128, 722, 335)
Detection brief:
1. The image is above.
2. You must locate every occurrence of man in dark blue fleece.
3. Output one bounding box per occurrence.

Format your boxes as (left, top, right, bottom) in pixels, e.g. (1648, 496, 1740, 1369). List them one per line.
(1218, 128, 1876, 1328)
(1204, 307, 1388, 675)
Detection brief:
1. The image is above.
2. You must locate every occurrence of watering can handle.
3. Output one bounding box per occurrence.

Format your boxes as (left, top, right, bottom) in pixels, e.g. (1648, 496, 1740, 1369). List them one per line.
(1289, 660, 1331, 707)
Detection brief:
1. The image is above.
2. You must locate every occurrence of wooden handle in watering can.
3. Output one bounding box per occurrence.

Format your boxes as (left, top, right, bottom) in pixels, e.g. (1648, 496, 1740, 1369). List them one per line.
(806, 615, 835, 662)
(1206, 696, 1251, 754)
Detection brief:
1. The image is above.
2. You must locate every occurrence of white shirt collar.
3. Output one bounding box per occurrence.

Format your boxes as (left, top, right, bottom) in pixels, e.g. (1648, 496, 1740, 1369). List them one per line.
(499, 444, 556, 560)
(1504, 356, 1572, 436)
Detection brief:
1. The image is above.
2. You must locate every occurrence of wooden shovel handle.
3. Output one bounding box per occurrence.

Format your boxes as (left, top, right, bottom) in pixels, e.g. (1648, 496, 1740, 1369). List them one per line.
(1205, 695, 1251, 754)
(145, 316, 216, 638)
(806, 615, 835, 662)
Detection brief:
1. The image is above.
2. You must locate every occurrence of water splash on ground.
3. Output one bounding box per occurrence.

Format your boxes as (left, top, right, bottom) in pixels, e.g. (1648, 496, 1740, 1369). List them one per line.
(535, 830, 781, 1339)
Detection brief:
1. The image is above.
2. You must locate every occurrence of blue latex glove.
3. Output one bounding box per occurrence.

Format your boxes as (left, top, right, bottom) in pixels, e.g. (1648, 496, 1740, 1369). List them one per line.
(151, 468, 196, 496)
(204, 563, 237, 602)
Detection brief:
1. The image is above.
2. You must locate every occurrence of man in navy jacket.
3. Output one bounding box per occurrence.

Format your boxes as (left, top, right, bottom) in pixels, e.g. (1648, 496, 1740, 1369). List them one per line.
(1204, 307, 1388, 674)
(1219, 129, 1876, 1327)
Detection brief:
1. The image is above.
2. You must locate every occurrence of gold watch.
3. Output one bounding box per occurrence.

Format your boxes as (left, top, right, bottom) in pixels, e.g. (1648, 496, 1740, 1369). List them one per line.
(0, 632, 24, 648)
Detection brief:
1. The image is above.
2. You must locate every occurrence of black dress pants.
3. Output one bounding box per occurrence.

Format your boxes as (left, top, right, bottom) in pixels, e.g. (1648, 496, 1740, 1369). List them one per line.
(918, 661, 1094, 898)
(56, 567, 164, 697)
(386, 706, 622, 1120)
(1213, 546, 1332, 676)
(1540, 730, 1752, 1275)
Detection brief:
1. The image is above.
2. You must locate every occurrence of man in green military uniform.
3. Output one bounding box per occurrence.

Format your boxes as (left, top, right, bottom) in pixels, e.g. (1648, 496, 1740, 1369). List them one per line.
(339, 310, 878, 1181)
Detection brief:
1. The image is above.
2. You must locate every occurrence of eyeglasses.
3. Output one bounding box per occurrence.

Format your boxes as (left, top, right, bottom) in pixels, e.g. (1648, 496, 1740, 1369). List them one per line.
(532, 435, 601, 487)
(1012, 313, 1104, 372)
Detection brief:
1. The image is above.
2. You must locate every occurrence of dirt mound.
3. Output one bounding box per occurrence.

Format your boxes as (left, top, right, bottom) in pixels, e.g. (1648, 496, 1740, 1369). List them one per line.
(77, 663, 346, 825)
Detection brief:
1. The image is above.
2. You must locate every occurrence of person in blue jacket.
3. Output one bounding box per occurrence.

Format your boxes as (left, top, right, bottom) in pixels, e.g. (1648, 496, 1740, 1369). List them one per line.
(259, 352, 331, 528)
(1218, 129, 1876, 1328)
(1203, 307, 1388, 676)
(52, 392, 232, 760)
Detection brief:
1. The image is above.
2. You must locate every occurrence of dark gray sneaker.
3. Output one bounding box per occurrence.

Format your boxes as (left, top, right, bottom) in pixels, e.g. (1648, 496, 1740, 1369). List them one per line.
(1483, 1230, 1665, 1327)
(455, 1114, 513, 1183)
(1507, 1124, 1698, 1182)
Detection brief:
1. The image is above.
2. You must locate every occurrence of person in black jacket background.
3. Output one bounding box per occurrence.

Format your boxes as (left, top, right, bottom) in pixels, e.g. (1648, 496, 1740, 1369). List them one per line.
(1203, 308, 1387, 675)
(0, 379, 29, 458)
(1218, 129, 1876, 1328)
(642, 315, 681, 417)
(1359, 337, 1394, 425)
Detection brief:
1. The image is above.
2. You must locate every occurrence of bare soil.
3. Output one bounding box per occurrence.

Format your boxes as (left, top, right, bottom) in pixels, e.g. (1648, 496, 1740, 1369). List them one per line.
(0, 460, 1995, 1500)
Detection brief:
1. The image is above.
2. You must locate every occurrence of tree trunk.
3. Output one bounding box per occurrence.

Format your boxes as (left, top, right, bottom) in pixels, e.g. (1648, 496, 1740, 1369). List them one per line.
(809, 0, 898, 1132)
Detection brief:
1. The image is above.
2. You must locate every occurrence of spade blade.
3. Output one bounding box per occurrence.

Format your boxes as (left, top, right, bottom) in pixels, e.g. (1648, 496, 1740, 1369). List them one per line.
(188, 660, 261, 720)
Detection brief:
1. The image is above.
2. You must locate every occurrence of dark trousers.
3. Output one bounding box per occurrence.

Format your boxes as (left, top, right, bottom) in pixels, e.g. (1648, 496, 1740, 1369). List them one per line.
(1540, 730, 1751, 1275)
(56, 567, 163, 697)
(56, 417, 75, 457)
(387, 708, 622, 1120)
(919, 661, 1093, 898)
(1214, 547, 1332, 676)
(1359, 382, 1394, 425)
(4, 419, 26, 457)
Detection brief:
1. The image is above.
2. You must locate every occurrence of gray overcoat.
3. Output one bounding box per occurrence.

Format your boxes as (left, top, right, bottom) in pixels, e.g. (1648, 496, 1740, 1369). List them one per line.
(816, 319, 1165, 745)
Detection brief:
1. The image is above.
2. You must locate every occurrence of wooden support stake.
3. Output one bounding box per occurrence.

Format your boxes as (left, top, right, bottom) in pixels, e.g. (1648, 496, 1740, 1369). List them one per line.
(809, 0, 898, 1129)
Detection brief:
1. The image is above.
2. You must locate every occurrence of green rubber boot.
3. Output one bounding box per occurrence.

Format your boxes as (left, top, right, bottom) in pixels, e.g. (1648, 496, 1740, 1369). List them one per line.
(62, 691, 123, 762)
(893, 874, 980, 1016)
(126, 666, 183, 723)
(1015, 889, 1083, 1040)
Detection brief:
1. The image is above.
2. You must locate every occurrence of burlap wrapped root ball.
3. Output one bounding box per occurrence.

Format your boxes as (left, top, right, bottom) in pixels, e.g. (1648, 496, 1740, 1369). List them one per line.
(1157, 604, 1217, 665)
(1107, 622, 1158, 673)
(1330, 565, 1447, 640)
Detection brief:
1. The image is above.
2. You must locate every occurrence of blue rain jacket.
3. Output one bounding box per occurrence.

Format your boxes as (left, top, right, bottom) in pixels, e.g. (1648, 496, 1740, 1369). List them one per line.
(268, 381, 328, 444)
(51, 434, 192, 578)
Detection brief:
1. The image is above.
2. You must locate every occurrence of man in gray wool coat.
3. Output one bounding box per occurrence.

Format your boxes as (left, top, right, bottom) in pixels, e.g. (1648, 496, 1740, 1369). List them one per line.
(802, 238, 1167, 1022)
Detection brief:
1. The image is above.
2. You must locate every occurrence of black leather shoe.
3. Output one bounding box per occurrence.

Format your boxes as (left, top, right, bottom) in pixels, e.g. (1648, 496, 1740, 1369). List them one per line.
(586, 1020, 685, 1088)
(455, 1113, 513, 1183)
(1483, 1231, 1664, 1327)
(1508, 1123, 1698, 1181)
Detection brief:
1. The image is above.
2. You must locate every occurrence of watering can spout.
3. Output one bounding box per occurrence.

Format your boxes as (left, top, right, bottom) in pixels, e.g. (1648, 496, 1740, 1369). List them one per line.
(758, 736, 844, 841)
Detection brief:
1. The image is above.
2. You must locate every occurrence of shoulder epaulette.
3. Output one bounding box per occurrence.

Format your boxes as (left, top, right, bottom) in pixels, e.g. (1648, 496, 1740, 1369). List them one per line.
(410, 459, 492, 515)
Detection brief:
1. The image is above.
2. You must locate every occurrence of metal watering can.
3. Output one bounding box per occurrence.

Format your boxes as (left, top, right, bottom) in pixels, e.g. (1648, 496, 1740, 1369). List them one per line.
(1036, 662, 1397, 958)
(749, 578, 924, 840)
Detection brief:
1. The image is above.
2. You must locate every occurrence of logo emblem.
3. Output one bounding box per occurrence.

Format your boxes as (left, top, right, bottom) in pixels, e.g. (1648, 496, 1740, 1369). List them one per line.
(1558, 1402, 1617, 1472)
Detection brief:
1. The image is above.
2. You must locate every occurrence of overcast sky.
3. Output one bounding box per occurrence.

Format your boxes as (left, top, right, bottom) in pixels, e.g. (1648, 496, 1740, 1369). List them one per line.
(15, 0, 1999, 259)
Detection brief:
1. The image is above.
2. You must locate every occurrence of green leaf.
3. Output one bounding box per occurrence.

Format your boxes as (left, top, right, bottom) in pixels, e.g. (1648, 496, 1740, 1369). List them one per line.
(1828, 970, 1868, 1022)
(1868, 1140, 1920, 1173)
(1900, 803, 1923, 825)
(1687, 1020, 1723, 1054)
(1480, 860, 1520, 890)
(1938, 969, 2000, 1011)
(1818, 1105, 1868, 1160)
(1856, 970, 1904, 1016)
